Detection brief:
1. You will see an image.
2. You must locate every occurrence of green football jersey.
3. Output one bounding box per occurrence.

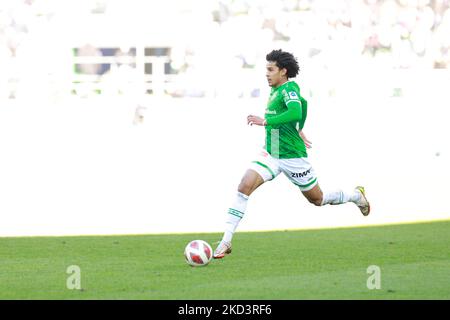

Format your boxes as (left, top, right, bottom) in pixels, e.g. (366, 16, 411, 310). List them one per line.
(264, 81, 308, 159)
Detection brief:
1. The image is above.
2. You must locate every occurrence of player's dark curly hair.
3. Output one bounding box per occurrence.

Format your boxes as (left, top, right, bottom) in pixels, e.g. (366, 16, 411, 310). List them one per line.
(266, 49, 299, 79)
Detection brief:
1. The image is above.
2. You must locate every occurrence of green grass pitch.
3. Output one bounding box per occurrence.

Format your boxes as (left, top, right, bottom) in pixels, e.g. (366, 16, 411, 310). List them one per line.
(0, 220, 449, 299)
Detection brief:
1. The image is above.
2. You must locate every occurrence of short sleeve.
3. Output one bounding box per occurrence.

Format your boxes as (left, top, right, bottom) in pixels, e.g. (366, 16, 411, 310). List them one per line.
(281, 83, 301, 106)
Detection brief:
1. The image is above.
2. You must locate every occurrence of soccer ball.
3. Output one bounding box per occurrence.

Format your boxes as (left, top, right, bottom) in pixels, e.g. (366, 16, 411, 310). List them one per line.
(184, 240, 213, 267)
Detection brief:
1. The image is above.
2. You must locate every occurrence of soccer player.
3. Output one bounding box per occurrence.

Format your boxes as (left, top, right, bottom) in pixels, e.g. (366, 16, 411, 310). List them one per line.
(213, 49, 370, 259)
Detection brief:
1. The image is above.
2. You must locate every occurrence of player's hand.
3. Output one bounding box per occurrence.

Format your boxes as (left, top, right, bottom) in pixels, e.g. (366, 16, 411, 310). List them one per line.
(247, 115, 266, 126)
(299, 130, 312, 149)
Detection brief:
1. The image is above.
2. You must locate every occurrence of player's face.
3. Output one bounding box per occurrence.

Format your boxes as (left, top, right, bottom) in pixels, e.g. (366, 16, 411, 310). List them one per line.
(266, 61, 287, 87)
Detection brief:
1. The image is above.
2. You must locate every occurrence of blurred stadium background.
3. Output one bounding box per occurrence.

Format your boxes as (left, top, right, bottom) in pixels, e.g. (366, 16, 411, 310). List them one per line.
(0, 0, 449, 236)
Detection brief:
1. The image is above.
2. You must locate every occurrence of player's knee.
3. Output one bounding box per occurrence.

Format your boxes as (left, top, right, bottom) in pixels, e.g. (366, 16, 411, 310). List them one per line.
(308, 196, 323, 207)
(238, 180, 253, 196)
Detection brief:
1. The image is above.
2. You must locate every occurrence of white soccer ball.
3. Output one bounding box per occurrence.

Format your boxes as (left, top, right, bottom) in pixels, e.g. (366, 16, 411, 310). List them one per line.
(184, 240, 213, 267)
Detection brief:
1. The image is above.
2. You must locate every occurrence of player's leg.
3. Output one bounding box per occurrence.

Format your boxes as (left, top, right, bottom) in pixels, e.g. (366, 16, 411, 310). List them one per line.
(280, 158, 370, 215)
(225, 169, 266, 244)
(300, 183, 324, 206)
(237, 168, 266, 196)
(224, 169, 265, 240)
(214, 151, 281, 259)
(302, 184, 370, 216)
(213, 169, 265, 259)
(301, 183, 360, 206)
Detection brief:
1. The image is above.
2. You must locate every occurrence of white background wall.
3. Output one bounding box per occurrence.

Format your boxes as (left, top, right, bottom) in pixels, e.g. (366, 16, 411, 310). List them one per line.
(1, 82, 449, 237)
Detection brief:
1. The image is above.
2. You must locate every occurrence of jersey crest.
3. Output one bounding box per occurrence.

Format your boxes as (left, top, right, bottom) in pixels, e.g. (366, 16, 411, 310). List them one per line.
(288, 91, 298, 99)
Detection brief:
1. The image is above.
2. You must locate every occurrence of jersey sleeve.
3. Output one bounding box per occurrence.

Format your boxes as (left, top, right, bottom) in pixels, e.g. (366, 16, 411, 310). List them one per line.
(281, 82, 301, 106)
(266, 83, 303, 126)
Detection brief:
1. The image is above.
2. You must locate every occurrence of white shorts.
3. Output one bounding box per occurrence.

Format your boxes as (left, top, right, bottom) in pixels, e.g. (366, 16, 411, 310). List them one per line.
(249, 150, 318, 192)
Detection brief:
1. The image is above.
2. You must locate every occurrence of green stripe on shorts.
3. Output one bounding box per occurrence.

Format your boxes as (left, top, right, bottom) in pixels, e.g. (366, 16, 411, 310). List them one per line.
(293, 177, 317, 190)
(252, 161, 275, 180)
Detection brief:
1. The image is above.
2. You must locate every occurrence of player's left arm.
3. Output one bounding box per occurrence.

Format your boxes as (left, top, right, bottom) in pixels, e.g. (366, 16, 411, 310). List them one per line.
(266, 86, 303, 126)
(264, 100, 302, 126)
(247, 100, 302, 126)
(247, 85, 303, 127)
